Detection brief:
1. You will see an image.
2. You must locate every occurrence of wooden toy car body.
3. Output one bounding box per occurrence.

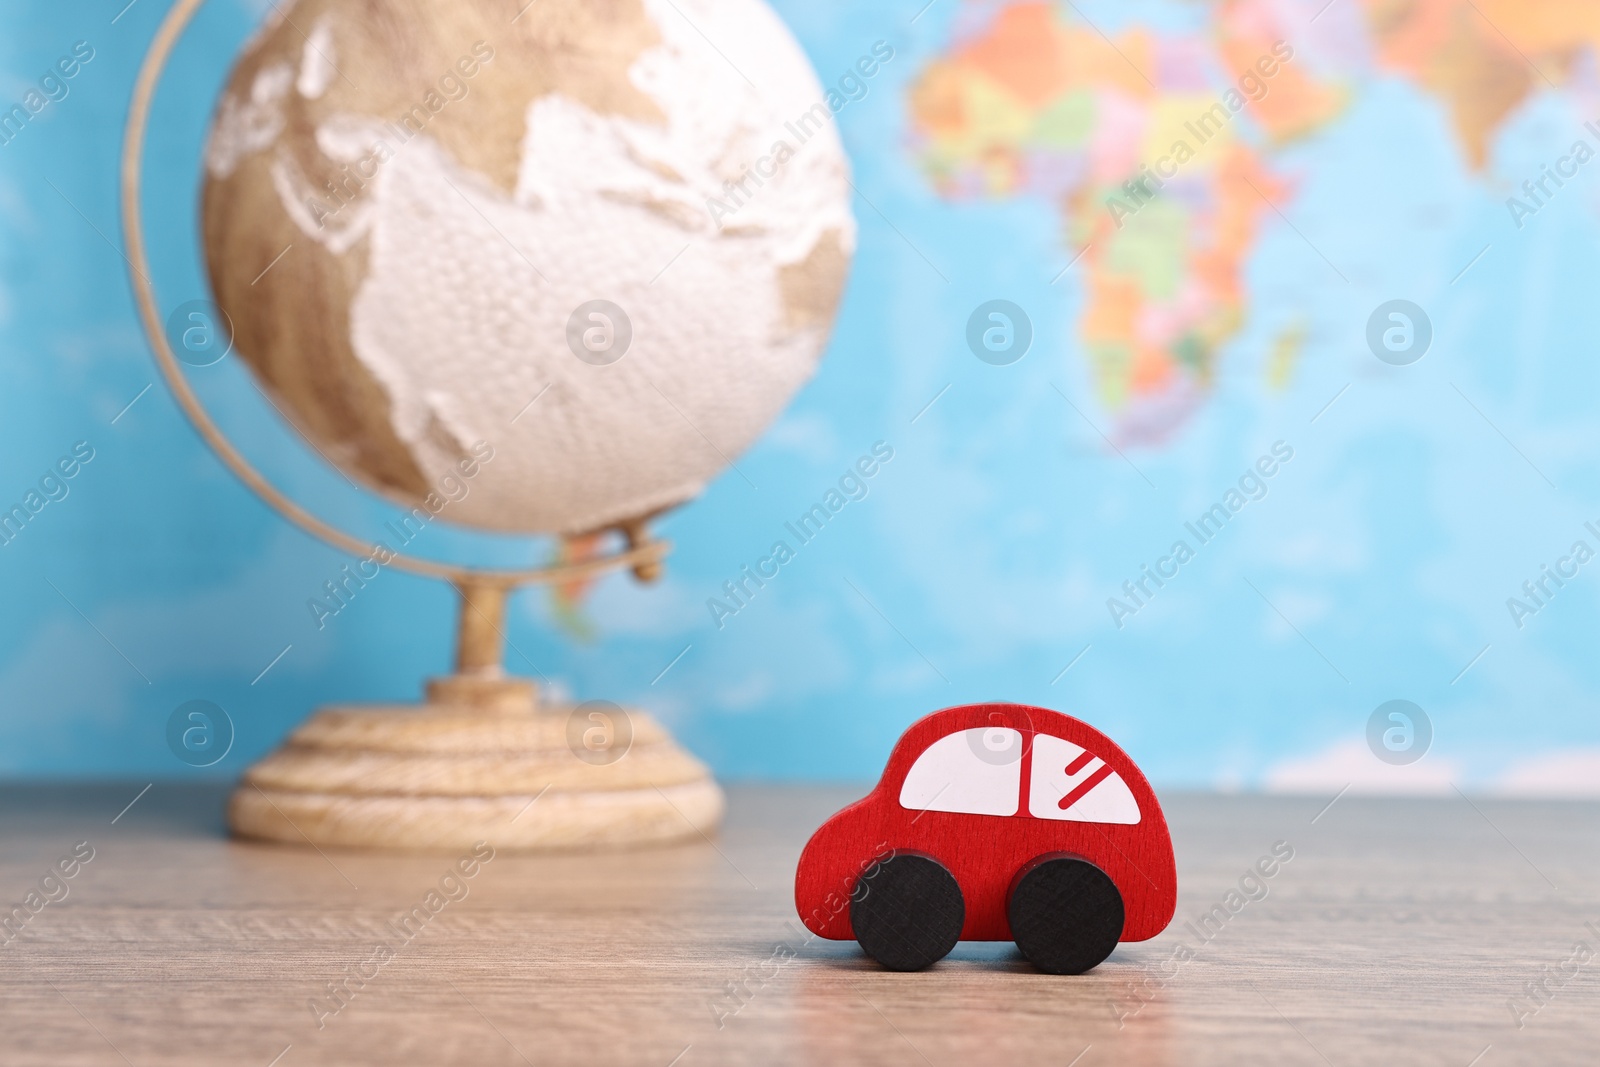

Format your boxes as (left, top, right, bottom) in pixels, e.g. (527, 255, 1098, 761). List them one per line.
(794, 703, 1176, 970)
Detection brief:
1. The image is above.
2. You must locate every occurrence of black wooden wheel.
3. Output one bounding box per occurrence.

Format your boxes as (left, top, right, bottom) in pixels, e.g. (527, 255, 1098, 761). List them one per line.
(849, 853, 965, 971)
(1007, 855, 1124, 975)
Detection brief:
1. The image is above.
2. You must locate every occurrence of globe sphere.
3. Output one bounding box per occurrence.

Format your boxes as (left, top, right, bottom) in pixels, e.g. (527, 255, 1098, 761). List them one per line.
(202, 0, 854, 533)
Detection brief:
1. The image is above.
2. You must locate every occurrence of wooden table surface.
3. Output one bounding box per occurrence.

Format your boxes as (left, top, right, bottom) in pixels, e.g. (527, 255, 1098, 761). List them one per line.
(1, 782, 1596, 1066)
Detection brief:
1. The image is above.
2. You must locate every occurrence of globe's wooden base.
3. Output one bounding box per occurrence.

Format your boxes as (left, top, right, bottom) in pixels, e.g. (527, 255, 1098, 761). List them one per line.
(228, 686, 724, 851)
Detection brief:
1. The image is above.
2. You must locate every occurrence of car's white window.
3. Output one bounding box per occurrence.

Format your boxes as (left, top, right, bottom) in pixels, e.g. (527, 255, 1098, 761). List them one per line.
(898, 727, 1022, 816)
(1027, 733, 1141, 824)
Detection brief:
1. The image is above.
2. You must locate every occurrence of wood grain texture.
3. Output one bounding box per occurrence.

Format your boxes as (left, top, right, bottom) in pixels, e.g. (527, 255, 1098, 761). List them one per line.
(228, 701, 723, 849)
(1, 784, 1598, 1066)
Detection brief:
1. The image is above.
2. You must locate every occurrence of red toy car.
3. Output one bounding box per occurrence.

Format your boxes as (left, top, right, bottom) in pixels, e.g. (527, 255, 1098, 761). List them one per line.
(794, 702, 1176, 973)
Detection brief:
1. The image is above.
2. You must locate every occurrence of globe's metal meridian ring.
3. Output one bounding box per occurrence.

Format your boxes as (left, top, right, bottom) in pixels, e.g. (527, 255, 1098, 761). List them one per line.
(119, 0, 668, 588)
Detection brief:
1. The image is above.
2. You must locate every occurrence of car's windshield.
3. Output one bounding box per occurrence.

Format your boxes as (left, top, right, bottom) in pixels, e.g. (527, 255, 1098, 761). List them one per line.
(899, 727, 1141, 824)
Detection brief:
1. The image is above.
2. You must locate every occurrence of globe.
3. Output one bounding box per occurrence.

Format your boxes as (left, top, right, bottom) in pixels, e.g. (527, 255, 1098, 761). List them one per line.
(201, 0, 854, 534)
(118, 0, 859, 849)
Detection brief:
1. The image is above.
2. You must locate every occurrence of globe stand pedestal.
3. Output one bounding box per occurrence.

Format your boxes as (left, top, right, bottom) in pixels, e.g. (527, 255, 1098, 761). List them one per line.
(227, 576, 725, 851)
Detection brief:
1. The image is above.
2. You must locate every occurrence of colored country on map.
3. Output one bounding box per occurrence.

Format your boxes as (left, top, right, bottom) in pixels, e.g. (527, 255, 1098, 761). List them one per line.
(908, 0, 1600, 444)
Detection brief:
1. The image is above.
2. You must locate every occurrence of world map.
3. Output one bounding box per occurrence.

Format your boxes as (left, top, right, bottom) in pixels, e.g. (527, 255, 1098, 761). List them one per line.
(906, 0, 1600, 442)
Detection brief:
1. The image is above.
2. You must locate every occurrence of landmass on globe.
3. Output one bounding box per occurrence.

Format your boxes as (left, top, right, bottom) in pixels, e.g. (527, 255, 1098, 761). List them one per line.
(202, 0, 855, 536)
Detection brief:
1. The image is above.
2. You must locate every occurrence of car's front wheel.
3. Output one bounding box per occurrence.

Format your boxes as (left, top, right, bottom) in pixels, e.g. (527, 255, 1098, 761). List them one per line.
(1007, 854, 1124, 974)
(849, 852, 965, 971)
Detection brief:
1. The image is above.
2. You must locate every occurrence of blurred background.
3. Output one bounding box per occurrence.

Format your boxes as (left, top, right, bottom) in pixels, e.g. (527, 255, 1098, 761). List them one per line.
(2, 0, 1597, 793)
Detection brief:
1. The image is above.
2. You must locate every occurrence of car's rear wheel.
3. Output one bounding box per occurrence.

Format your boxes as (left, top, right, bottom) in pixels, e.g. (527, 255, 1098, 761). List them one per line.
(1007, 855, 1124, 974)
(849, 853, 964, 971)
